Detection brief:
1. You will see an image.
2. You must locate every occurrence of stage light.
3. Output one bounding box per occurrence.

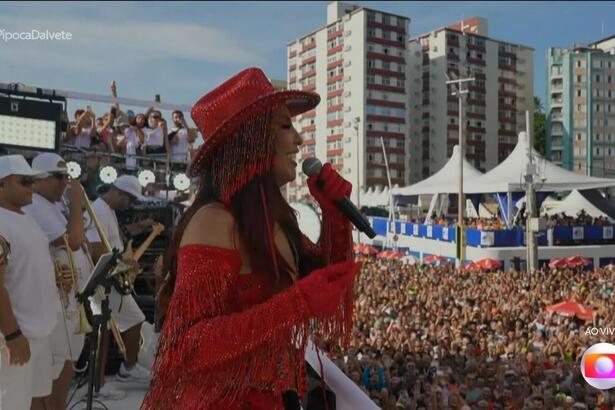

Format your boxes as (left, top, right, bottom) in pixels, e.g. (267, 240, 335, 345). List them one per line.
(0, 114, 56, 150)
(66, 161, 82, 179)
(138, 169, 156, 187)
(173, 173, 190, 191)
(99, 166, 118, 184)
(0, 95, 63, 151)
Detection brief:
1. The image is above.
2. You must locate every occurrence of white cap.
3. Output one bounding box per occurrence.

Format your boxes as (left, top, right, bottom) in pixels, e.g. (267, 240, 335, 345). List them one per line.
(31, 152, 68, 176)
(0, 155, 46, 180)
(113, 175, 145, 200)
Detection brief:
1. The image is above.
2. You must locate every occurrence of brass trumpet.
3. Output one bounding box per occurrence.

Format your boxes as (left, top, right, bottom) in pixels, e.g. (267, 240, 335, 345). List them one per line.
(0, 234, 9, 266)
(52, 234, 93, 335)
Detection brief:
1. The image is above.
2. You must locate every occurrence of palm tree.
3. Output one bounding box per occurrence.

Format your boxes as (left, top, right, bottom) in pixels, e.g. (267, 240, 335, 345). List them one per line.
(534, 96, 544, 114)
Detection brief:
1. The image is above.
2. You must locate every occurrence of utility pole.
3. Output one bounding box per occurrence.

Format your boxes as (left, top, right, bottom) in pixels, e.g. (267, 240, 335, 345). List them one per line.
(354, 116, 361, 244)
(446, 76, 475, 268)
(380, 136, 395, 248)
(524, 111, 539, 272)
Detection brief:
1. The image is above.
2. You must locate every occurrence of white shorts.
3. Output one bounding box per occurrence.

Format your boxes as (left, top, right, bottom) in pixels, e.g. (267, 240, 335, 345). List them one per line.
(90, 287, 145, 333)
(0, 336, 53, 408)
(49, 311, 85, 378)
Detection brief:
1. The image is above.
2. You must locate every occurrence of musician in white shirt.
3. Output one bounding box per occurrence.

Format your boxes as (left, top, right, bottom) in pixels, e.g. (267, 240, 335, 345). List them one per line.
(86, 175, 154, 389)
(0, 155, 59, 410)
(23, 153, 91, 410)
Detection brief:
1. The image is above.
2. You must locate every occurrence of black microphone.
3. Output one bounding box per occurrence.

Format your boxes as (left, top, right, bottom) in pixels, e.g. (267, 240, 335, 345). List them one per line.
(302, 158, 376, 239)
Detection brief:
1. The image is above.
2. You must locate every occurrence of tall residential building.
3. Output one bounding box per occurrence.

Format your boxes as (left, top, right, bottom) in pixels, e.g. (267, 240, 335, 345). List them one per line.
(286, 2, 410, 204)
(407, 17, 534, 182)
(546, 36, 615, 177)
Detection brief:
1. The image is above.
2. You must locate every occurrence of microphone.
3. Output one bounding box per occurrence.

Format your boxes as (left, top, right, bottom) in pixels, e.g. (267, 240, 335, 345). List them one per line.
(302, 158, 376, 239)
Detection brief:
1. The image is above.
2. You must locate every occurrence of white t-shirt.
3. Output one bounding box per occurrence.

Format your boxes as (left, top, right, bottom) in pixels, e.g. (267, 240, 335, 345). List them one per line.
(170, 127, 189, 162)
(0, 207, 60, 338)
(121, 128, 139, 169)
(143, 126, 164, 147)
(86, 198, 124, 253)
(74, 127, 93, 148)
(23, 194, 92, 286)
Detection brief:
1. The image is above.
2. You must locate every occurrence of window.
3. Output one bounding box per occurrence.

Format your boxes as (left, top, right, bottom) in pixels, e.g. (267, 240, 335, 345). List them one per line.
(577, 89, 582, 97)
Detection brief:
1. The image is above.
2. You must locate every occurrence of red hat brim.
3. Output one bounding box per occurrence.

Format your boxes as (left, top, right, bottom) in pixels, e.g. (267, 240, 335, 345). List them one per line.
(189, 89, 319, 177)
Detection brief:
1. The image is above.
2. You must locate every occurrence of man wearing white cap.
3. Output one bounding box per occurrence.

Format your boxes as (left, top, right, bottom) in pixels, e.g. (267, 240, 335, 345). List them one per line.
(23, 152, 94, 408)
(86, 174, 153, 392)
(0, 155, 60, 409)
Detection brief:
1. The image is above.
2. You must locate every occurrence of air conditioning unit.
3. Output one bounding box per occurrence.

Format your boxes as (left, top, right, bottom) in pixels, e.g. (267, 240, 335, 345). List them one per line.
(344, 137, 352, 143)
(344, 106, 352, 112)
(344, 30, 351, 36)
(433, 46, 438, 52)
(344, 45, 351, 52)
(344, 152, 352, 158)
(344, 91, 351, 97)
(344, 60, 351, 67)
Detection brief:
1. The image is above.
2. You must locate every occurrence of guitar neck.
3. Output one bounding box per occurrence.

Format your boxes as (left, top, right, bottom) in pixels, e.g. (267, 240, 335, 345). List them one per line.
(133, 229, 162, 262)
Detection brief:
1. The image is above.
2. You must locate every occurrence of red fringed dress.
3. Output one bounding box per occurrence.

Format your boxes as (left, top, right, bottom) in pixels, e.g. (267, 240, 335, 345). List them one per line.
(141, 213, 353, 410)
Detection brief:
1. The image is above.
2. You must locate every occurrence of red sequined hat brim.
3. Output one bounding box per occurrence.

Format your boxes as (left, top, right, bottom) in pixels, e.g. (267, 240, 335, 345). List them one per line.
(189, 90, 319, 177)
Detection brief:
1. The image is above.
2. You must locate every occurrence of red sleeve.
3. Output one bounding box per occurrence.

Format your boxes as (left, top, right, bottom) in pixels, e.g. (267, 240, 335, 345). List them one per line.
(299, 210, 353, 267)
(146, 245, 313, 408)
(300, 211, 355, 350)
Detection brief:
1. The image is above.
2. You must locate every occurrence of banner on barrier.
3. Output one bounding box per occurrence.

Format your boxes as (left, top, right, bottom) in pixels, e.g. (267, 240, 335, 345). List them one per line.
(426, 225, 433, 238)
(604, 226, 613, 240)
(572, 226, 584, 240)
(480, 231, 494, 247)
(413, 224, 419, 236)
(443, 227, 449, 241)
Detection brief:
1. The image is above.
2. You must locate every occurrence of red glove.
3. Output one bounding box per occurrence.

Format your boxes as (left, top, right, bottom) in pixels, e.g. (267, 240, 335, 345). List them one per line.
(307, 163, 352, 214)
(297, 260, 361, 318)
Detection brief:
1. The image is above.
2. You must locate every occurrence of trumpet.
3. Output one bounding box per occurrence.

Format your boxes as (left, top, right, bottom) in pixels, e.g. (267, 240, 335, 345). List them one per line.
(62, 184, 127, 360)
(52, 234, 93, 335)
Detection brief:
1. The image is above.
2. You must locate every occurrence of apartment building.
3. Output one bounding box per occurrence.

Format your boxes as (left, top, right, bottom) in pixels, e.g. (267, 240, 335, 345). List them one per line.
(547, 36, 615, 177)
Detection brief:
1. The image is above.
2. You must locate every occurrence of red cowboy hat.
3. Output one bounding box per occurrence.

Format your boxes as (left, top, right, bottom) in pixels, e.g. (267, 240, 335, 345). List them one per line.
(189, 67, 320, 177)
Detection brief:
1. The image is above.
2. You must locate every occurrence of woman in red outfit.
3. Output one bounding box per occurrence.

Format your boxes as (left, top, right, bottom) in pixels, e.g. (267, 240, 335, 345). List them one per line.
(142, 68, 361, 410)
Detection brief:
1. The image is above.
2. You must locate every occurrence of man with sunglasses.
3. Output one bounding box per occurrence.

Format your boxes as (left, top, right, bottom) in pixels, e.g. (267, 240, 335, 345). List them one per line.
(23, 152, 92, 409)
(86, 175, 153, 396)
(0, 155, 60, 410)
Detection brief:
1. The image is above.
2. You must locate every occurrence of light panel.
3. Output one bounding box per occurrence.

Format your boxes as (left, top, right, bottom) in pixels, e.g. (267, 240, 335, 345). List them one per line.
(0, 114, 56, 149)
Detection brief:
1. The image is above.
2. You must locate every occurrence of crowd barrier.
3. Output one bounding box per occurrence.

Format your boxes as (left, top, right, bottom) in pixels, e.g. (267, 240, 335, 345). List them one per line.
(370, 217, 615, 248)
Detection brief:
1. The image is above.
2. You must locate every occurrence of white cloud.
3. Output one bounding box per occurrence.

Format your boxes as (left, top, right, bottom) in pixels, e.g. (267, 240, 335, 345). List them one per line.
(0, 13, 262, 75)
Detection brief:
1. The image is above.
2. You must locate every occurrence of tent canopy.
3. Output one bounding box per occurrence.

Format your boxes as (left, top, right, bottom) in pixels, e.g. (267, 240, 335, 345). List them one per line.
(544, 189, 614, 221)
(465, 132, 615, 193)
(392, 145, 483, 198)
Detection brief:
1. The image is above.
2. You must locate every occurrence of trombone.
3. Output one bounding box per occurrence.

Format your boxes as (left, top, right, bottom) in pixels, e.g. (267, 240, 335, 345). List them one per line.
(62, 184, 127, 360)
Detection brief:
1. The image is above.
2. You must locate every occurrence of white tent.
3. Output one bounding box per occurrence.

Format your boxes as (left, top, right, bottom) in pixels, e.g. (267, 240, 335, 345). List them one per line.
(372, 186, 390, 207)
(544, 190, 614, 221)
(392, 145, 483, 198)
(465, 132, 615, 193)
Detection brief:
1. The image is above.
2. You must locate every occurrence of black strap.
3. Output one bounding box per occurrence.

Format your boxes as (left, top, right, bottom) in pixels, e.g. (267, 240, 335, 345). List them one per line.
(4, 328, 22, 342)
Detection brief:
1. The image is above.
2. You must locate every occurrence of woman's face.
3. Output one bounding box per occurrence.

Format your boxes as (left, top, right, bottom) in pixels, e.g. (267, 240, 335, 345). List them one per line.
(272, 105, 302, 186)
(136, 114, 146, 127)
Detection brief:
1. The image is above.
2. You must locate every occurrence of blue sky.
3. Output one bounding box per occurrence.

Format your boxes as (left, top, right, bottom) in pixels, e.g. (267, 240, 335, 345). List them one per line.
(1, 1, 614, 122)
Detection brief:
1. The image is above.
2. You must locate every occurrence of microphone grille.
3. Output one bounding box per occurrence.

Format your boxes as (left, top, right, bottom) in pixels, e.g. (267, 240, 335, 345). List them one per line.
(302, 157, 322, 177)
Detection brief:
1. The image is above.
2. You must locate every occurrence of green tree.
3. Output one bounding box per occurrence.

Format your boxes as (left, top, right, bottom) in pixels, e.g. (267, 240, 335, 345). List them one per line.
(533, 96, 546, 155)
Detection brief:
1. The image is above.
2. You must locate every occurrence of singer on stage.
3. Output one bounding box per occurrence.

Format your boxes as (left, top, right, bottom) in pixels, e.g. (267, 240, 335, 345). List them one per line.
(142, 68, 361, 410)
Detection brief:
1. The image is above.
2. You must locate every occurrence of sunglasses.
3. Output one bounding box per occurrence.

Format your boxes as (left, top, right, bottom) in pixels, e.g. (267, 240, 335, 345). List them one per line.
(19, 176, 36, 187)
(51, 173, 69, 181)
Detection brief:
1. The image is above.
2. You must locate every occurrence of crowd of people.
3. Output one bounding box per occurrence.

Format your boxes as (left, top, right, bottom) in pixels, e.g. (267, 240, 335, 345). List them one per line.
(412, 211, 613, 232)
(62, 82, 199, 167)
(547, 211, 612, 228)
(330, 257, 615, 409)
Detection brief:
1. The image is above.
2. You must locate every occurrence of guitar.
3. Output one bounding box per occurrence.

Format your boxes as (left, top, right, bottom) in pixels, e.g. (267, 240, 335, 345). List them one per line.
(115, 222, 165, 294)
